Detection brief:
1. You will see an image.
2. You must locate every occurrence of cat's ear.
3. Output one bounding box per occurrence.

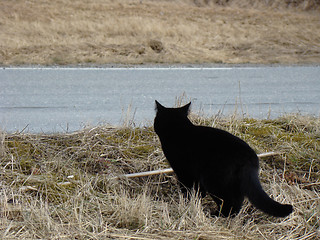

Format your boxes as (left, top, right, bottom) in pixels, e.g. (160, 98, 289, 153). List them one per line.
(155, 100, 165, 111)
(181, 102, 191, 114)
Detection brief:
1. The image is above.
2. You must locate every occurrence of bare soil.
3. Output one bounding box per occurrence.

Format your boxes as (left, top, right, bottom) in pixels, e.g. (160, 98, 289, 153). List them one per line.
(0, 0, 320, 65)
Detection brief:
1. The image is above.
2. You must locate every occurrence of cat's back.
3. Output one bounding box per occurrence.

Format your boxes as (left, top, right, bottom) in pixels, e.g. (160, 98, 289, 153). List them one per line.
(194, 125, 246, 146)
(192, 125, 258, 165)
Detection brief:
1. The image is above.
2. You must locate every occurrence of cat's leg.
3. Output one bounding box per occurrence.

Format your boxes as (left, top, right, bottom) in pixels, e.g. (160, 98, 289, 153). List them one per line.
(177, 176, 195, 197)
(177, 177, 206, 198)
(192, 182, 207, 198)
(209, 194, 244, 217)
(210, 195, 224, 217)
(198, 184, 207, 198)
(178, 182, 191, 197)
(206, 183, 244, 217)
(220, 195, 244, 217)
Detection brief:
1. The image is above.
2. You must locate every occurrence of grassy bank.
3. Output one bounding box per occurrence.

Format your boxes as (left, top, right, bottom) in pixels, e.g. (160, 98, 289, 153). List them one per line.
(1, 0, 320, 66)
(1, 114, 319, 239)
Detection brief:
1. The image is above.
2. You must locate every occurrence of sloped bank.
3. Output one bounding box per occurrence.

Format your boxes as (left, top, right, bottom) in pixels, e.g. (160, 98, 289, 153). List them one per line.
(0, 114, 319, 239)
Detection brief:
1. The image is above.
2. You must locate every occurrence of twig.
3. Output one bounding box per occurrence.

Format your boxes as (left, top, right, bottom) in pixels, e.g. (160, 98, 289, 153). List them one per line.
(121, 168, 174, 179)
(116, 151, 281, 179)
(257, 151, 282, 158)
(301, 182, 320, 189)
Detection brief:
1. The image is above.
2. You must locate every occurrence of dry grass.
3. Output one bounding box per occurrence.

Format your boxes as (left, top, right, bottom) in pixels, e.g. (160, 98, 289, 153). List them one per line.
(0, 0, 319, 65)
(1, 113, 319, 239)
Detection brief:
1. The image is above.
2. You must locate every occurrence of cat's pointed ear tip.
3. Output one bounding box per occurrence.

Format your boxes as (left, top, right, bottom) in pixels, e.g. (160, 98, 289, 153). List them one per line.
(185, 102, 191, 108)
(155, 100, 163, 110)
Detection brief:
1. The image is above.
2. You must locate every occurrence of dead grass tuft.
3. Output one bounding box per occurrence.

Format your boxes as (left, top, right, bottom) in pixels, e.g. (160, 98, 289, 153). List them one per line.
(1, 114, 319, 239)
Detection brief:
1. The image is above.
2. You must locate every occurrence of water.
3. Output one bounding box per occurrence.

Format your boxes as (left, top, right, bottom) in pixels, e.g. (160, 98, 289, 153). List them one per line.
(0, 66, 319, 133)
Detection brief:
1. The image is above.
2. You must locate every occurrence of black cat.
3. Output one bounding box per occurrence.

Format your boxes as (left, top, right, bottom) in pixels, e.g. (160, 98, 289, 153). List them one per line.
(154, 100, 293, 217)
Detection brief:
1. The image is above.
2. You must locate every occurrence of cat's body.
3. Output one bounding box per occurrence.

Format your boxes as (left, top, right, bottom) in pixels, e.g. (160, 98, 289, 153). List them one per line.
(154, 101, 293, 217)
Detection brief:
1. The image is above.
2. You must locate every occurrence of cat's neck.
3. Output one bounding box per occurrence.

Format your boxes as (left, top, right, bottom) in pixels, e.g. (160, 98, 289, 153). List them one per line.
(163, 119, 194, 133)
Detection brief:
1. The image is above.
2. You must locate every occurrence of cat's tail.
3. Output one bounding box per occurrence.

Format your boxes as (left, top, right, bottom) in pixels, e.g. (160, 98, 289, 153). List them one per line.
(243, 167, 293, 217)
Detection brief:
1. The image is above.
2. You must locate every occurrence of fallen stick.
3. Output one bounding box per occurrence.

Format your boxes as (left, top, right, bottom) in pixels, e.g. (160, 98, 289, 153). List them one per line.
(117, 151, 281, 179)
(122, 168, 174, 179)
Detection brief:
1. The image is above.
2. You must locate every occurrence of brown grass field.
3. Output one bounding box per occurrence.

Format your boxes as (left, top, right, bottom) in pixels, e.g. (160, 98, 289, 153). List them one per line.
(1, 111, 320, 239)
(0, 0, 320, 65)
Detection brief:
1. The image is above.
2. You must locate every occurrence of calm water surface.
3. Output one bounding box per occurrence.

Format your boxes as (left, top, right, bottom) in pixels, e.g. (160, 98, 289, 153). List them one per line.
(0, 66, 319, 133)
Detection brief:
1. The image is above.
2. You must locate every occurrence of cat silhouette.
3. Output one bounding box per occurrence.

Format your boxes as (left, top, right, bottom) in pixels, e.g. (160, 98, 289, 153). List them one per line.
(154, 100, 293, 217)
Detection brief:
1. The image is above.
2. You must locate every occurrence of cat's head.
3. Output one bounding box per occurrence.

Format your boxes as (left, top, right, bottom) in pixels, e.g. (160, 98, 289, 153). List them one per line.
(155, 100, 191, 114)
(154, 100, 191, 132)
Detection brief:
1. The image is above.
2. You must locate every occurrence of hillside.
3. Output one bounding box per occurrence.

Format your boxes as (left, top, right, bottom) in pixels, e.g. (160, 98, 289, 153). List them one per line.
(0, 0, 319, 65)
